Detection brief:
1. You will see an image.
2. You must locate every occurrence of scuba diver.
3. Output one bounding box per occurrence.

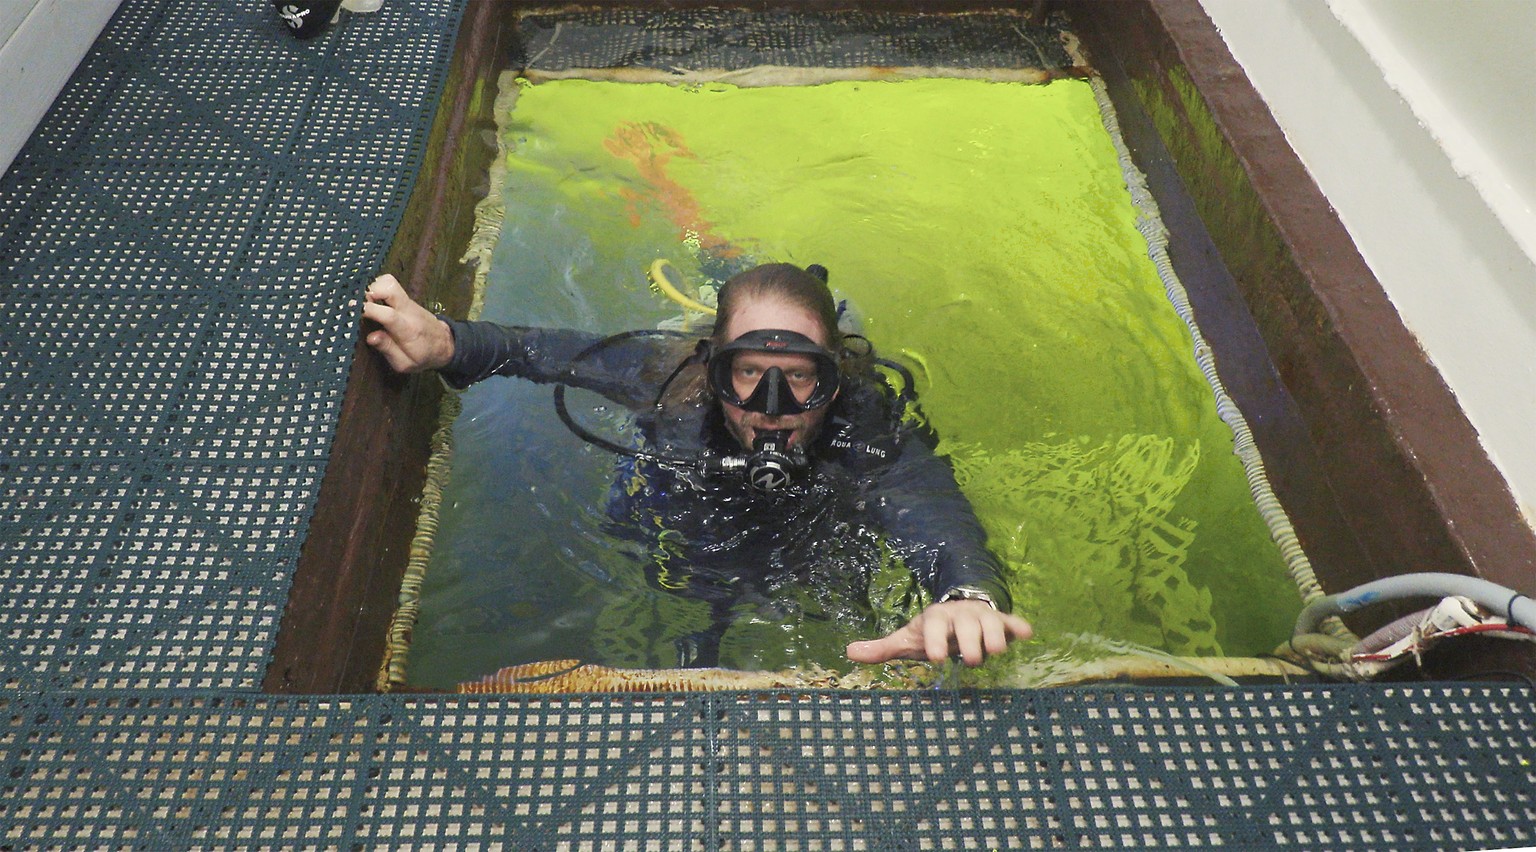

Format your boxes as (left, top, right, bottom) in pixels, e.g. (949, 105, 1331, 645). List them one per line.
(362, 263, 1032, 668)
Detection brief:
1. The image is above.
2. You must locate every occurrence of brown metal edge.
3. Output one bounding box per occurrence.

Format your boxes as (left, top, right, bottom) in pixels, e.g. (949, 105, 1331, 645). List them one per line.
(1064, 0, 1536, 674)
(1072, 4, 1385, 628)
(263, 0, 513, 693)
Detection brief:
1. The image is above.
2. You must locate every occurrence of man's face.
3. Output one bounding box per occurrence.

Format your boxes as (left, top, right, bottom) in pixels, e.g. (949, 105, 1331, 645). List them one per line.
(718, 298, 836, 450)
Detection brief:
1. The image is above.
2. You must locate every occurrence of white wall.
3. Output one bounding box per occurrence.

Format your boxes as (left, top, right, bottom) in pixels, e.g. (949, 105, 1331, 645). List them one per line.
(1199, 0, 1536, 530)
(0, 0, 123, 178)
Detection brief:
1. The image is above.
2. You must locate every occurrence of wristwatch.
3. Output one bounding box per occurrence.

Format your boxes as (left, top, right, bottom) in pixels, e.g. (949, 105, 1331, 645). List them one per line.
(936, 585, 999, 610)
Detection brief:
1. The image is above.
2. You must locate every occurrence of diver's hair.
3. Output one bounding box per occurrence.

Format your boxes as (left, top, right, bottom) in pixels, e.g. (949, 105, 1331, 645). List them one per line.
(711, 263, 842, 351)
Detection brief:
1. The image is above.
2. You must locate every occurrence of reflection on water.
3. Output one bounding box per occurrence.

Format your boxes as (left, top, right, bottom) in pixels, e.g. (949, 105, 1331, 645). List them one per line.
(1003, 632, 1242, 688)
(405, 77, 1302, 689)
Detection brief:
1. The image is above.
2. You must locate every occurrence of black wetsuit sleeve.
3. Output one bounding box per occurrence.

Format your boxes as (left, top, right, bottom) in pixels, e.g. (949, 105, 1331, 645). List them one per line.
(866, 430, 1014, 613)
(436, 318, 661, 410)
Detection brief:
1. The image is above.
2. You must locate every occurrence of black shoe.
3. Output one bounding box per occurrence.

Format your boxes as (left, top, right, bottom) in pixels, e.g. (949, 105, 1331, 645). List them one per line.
(273, 0, 342, 40)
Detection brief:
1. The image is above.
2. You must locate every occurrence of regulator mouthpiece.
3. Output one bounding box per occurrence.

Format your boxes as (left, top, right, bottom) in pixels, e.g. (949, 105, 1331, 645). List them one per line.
(744, 430, 804, 494)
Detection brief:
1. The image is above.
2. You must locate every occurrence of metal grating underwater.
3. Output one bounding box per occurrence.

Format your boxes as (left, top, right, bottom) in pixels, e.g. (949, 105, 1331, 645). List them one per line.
(512, 7, 1074, 73)
(1, 1, 1535, 849)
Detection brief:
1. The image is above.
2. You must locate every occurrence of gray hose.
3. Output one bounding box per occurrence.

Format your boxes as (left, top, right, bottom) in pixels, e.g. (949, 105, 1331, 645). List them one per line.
(1294, 572, 1536, 637)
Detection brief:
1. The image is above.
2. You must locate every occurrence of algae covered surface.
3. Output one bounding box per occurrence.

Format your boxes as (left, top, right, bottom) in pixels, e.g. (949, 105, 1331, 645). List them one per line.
(406, 76, 1303, 687)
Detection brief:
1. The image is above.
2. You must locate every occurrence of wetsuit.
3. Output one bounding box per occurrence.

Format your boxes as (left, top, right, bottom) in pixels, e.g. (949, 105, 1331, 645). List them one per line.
(439, 319, 1013, 663)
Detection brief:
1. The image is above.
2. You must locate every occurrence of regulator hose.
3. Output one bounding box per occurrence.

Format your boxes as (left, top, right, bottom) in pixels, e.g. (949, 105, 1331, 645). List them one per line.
(550, 328, 709, 470)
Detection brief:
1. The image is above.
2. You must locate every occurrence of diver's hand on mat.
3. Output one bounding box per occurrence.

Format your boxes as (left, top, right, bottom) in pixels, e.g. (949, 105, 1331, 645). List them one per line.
(362, 274, 455, 373)
(845, 601, 1032, 667)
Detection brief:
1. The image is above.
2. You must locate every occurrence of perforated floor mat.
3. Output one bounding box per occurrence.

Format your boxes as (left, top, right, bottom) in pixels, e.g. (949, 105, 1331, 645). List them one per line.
(0, 0, 463, 692)
(1, 1, 1534, 849)
(0, 685, 1531, 849)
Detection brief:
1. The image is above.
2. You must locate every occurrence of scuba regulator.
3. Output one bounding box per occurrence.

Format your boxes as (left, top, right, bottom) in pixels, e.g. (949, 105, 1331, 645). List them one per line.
(712, 430, 806, 494)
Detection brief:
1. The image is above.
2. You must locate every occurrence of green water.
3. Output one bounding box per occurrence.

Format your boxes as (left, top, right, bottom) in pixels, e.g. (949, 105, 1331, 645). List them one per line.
(406, 77, 1303, 688)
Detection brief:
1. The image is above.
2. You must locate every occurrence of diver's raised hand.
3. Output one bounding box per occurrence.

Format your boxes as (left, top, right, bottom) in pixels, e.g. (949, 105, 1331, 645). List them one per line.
(361, 274, 455, 373)
(846, 600, 1033, 667)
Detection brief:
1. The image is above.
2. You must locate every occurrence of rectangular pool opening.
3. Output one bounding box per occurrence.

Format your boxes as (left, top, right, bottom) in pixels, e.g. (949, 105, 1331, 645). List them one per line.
(372, 7, 1331, 694)
(268, 2, 1535, 694)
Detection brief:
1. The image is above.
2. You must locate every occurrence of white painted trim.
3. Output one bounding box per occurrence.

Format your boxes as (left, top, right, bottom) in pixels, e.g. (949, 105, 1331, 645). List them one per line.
(0, 0, 124, 179)
(1327, 0, 1536, 270)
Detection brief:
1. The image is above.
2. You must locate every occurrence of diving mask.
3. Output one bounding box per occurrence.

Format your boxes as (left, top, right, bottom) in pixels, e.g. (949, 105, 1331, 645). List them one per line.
(706, 329, 841, 416)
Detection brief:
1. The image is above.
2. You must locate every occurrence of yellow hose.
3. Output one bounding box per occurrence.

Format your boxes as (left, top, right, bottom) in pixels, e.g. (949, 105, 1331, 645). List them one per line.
(648, 258, 716, 315)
